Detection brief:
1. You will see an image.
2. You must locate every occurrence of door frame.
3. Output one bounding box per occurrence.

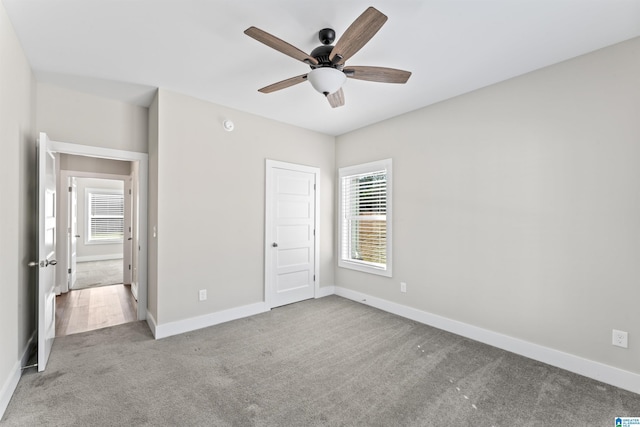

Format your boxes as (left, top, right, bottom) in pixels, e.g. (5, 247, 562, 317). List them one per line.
(48, 139, 148, 321)
(264, 159, 320, 309)
(123, 176, 133, 285)
(55, 172, 77, 294)
(58, 171, 132, 293)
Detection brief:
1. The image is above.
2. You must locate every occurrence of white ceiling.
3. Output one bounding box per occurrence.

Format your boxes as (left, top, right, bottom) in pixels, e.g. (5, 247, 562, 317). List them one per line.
(4, 0, 640, 136)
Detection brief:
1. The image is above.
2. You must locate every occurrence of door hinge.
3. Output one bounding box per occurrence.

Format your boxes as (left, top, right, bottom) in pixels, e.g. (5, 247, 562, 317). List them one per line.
(129, 264, 131, 271)
(68, 268, 71, 274)
(313, 275, 316, 282)
(68, 186, 72, 192)
(314, 184, 316, 191)
(313, 229, 315, 236)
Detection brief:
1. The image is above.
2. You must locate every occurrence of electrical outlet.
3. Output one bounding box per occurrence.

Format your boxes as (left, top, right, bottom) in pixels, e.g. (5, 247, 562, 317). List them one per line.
(400, 282, 407, 293)
(612, 329, 628, 348)
(199, 289, 207, 302)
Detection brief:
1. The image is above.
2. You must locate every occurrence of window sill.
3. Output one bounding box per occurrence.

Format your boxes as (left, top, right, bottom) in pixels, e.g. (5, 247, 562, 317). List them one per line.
(85, 239, 124, 246)
(338, 260, 392, 277)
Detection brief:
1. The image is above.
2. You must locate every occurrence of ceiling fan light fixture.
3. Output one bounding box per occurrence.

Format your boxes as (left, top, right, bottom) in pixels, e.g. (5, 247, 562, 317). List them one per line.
(307, 67, 346, 96)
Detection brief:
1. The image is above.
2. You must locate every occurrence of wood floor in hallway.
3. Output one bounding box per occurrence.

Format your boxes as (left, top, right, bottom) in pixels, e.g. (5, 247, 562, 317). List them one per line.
(55, 284, 138, 337)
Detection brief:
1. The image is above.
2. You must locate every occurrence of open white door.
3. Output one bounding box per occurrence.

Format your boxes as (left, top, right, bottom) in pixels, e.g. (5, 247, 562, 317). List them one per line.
(35, 132, 57, 372)
(265, 160, 319, 308)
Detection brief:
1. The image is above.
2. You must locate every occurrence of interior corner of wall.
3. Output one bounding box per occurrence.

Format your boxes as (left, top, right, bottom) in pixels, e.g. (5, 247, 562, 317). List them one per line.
(145, 309, 158, 339)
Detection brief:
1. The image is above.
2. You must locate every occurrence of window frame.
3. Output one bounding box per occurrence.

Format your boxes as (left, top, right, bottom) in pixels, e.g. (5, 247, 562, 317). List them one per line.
(338, 158, 392, 277)
(85, 188, 125, 245)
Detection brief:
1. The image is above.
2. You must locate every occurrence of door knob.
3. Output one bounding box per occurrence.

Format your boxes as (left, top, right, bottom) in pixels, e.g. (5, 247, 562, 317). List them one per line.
(28, 260, 55, 267)
(272, 242, 278, 247)
(75, 235, 80, 238)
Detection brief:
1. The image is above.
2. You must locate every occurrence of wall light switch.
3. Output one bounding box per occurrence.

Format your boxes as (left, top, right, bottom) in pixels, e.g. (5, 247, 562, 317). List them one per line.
(199, 289, 207, 301)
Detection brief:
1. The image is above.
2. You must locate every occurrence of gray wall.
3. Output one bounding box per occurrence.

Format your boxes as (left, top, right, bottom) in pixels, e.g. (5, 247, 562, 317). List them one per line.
(37, 82, 149, 153)
(60, 154, 132, 176)
(150, 89, 335, 324)
(336, 37, 640, 375)
(0, 0, 36, 414)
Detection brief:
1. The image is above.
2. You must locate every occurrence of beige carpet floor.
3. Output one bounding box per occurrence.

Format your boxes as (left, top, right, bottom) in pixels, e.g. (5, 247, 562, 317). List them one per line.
(2, 296, 639, 426)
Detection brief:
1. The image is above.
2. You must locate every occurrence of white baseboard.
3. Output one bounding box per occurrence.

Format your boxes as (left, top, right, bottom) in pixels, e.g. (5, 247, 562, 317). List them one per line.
(316, 285, 335, 298)
(0, 360, 21, 421)
(0, 331, 36, 420)
(151, 302, 270, 340)
(148, 285, 334, 340)
(149, 286, 337, 340)
(76, 255, 123, 263)
(334, 286, 640, 395)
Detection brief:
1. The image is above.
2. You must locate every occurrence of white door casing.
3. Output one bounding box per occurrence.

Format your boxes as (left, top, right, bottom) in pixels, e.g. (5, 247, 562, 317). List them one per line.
(123, 177, 133, 285)
(63, 173, 128, 291)
(130, 166, 139, 300)
(69, 177, 78, 288)
(36, 132, 57, 372)
(265, 160, 320, 308)
(46, 138, 148, 321)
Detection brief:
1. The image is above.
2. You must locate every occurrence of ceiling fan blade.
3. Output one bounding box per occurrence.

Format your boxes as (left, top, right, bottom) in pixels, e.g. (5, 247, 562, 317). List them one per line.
(258, 74, 308, 93)
(245, 27, 318, 65)
(344, 66, 411, 84)
(329, 7, 387, 65)
(327, 88, 345, 108)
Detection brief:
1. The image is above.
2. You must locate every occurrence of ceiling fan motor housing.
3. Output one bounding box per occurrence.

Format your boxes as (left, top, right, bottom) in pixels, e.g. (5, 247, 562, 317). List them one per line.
(311, 29, 345, 71)
(309, 45, 335, 68)
(318, 28, 335, 45)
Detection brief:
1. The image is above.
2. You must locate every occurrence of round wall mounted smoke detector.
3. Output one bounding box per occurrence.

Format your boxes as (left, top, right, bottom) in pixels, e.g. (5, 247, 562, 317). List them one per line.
(223, 120, 235, 132)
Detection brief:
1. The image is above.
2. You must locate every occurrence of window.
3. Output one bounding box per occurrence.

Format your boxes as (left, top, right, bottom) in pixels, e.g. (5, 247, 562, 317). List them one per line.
(338, 158, 392, 277)
(87, 189, 124, 243)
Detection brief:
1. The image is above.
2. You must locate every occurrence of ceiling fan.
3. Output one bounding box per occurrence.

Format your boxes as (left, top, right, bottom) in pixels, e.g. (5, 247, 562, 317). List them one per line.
(244, 6, 411, 108)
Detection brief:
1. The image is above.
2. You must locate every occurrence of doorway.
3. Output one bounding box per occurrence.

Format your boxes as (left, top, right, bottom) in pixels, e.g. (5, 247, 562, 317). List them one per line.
(47, 139, 148, 337)
(62, 175, 128, 290)
(56, 172, 136, 336)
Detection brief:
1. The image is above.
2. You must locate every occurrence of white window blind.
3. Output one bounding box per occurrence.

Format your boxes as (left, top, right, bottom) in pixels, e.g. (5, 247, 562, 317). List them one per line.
(339, 159, 392, 276)
(88, 191, 124, 242)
